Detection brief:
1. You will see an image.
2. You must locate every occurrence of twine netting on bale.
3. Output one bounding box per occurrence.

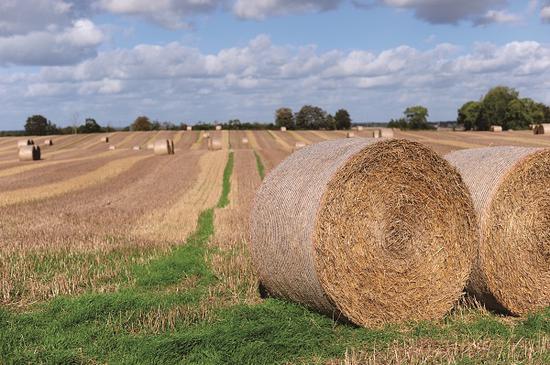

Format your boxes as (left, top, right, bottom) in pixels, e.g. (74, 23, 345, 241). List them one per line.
(445, 147, 550, 315)
(154, 139, 171, 155)
(250, 138, 477, 327)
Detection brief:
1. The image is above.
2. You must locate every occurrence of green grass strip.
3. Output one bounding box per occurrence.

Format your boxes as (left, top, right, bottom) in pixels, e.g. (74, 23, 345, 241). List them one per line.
(253, 150, 265, 180)
(217, 151, 234, 208)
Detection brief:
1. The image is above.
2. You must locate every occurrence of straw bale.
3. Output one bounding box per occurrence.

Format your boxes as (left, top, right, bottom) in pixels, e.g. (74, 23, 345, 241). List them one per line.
(208, 138, 222, 151)
(101, 136, 109, 143)
(43, 139, 53, 146)
(534, 123, 550, 135)
(347, 132, 355, 138)
(147, 143, 154, 150)
(109, 145, 116, 150)
(280, 127, 287, 132)
(216, 125, 222, 131)
(490, 125, 503, 132)
(380, 128, 394, 138)
(242, 137, 249, 145)
(371, 130, 381, 138)
(154, 139, 171, 155)
(446, 147, 550, 315)
(203, 132, 210, 139)
(356, 126, 364, 131)
(187, 126, 192, 131)
(17, 140, 33, 148)
(19, 145, 41, 161)
(133, 146, 141, 151)
(251, 139, 476, 327)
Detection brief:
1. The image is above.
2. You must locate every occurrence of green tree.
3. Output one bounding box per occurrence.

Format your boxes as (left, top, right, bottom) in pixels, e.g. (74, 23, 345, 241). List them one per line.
(131, 116, 152, 131)
(457, 101, 481, 131)
(404, 106, 430, 130)
(295, 105, 327, 130)
(324, 114, 336, 130)
(275, 108, 294, 129)
(478, 86, 519, 130)
(334, 109, 351, 130)
(79, 118, 102, 133)
(24, 115, 58, 135)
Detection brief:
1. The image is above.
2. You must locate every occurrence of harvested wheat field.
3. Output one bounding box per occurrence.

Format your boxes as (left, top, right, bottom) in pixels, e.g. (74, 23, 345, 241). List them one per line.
(0, 130, 548, 364)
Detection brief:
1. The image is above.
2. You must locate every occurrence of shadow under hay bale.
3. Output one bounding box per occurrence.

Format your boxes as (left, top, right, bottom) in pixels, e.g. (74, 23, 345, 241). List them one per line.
(19, 145, 40, 161)
(446, 147, 550, 316)
(250, 138, 476, 327)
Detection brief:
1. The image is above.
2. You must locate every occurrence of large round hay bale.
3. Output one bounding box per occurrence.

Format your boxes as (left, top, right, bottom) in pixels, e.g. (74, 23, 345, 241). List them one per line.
(108, 145, 116, 150)
(251, 139, 476, 327)
(133, 145, 141, 151)
(202, 132, 210, 139)
(380, 128, 394, 138)
(208, 138, 222, 151)
(445, 147, 550, 315)
(19, 145, 40, 161)
(101, 136, 109, 143)
(242, 137, 249, 145)
(346, 132, 355, 138)
(17, 140, 33, 148)
(371, 129, 381, 138)
(216, 125, 222, 131)
(534, 123, 550, 135)
(356, 126, 364, 131)
(280, 127, 287, 132)
(186, 126, 192, 131)
(490, 125, 503, 132)
(43, 139, 53, 146)
(154, 139, 171, 155)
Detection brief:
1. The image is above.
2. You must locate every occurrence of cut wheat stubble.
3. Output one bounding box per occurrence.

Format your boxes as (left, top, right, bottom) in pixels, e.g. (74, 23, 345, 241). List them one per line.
(446, 147, 550, 315)
(250, 138, 477, 327)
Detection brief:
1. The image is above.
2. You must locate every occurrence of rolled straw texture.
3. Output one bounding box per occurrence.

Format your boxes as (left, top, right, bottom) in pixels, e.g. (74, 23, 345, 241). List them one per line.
(19, 146, 40, 161)
(153, 139, 171, 155)
(101, 136, 109, 143)
(445, 147, 550, 315)
(379, 128, 394, 138)
(251, 138, 476, 327)
(491, 125, 503, 132)
(534, 123, 550, 135)
(346, 132, 355, 138)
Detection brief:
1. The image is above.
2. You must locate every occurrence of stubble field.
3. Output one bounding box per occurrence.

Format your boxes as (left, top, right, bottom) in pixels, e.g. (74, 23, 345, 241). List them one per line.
(0, 129, 548, 364)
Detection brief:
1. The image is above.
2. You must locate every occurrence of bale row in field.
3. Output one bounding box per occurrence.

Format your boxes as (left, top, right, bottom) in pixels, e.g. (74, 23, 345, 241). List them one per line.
(367, 128, 394, 138)
(445, 147, 550, 315)
(491, 125, 503, 132)
(18, 145, 41, 161)
(534, 123, 550, 135)
(250, 138, 476, 327)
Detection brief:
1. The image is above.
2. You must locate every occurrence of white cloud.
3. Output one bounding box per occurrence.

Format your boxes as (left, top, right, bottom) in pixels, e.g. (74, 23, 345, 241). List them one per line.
(233, 0, 342, 19)
(474, 9, 522, 26)
(542, 4, 550, 22)
(0, 19, 104, 66)
(2, 36, 546, 129)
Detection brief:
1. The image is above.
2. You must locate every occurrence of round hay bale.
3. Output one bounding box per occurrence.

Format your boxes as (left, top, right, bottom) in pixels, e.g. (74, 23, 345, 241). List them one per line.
(153, 139, 171, 155)
(202, 132, 210, 139)
(133, 145, 141, 151)
(534, 123, 550, 135)
(346, 132, 355, 138)
(356, 126, 364, 131)
(17, 140, 33, 148)
(43, 139, 53, 146)
(380, 128, 394, 138)
(280, 127, 287, 132)
(251, 139, 476, 327)
(371, 130, 381, 138)
(186, 126, 192, 131)
(242, 137, 249, 145)
(108, 145, 116, 150)
(293, 142, 306, 151)
(19, 145, 40, 161)
(445, 147, 550, 315)
(490, 125, 503, 132)
(216, 125, 222, 131)
(208, 138, 222, 151)
(101, 136, 109, 143)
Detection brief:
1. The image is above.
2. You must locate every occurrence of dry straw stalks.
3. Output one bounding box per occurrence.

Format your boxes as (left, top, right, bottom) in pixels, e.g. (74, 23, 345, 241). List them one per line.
(251, 138, 476, 327)
(446, 147, 550, 315)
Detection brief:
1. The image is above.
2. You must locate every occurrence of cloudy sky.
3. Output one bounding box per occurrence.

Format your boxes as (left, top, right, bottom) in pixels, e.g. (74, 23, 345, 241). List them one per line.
(1, 0, 549, 129)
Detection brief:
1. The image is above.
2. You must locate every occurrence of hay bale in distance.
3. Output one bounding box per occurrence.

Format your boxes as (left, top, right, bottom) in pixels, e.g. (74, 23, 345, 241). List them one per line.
(186, 126, 192, 131)
(133, 146, 141, 151)
(108, 145, 116, 150)
(101, 136, 109, 143)
(356, 126, 364, 131)
(215, 125, 222, 131)
(379, 128, 394, 138)
(490, 125, 503, 132)
(534, 123, 550, 135)
(19, 145, 40, 161)
(346, 132, 355, 138)
(208, 138, 222, 151)
(153, 139, 171, 155)
(251, 139, 476, 327)
(371, 130, 381, 138)
(242, 137, 249, 145)
(280, 127, 287, 132)
(43, 139, 53, 146)
(202, 132, 210, 139)
(446, 147, 550, 315)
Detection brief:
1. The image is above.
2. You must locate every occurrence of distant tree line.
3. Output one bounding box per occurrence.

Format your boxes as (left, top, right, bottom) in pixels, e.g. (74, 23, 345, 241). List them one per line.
(274, 106, 352, 130)
(388, 106, 435, 130)
(457, 86, 550, 131)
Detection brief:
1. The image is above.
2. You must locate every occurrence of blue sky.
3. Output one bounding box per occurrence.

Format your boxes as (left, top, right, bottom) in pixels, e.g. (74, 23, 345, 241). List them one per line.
(0, 0, 549, 129)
